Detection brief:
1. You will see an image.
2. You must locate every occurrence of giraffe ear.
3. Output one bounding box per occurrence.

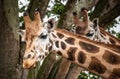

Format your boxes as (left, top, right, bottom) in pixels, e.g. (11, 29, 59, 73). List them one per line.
(47, 18, 55, 30)
(17, 29, 26, 41)
(17, 29, 25, 36)
(44, 18, 56, 31)
(92, 18, 99, 29)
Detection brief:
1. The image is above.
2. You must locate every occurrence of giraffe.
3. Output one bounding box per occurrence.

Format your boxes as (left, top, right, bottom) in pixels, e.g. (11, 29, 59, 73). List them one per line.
(71, 8, 90, 35)
(72, 8, 120, 45)
(69, 7, 120, 79)
(17, 11, 120, 79)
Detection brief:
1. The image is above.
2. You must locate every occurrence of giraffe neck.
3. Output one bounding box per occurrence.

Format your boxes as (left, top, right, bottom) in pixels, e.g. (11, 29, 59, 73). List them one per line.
(72, 23, 120, 46)
(72, 11, 120, 46)
(49, 28, 120, 79)
(99, 27, 120, 46)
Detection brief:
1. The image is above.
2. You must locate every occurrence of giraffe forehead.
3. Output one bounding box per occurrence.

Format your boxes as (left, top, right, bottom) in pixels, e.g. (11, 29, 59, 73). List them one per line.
(25, 27, 39, 38)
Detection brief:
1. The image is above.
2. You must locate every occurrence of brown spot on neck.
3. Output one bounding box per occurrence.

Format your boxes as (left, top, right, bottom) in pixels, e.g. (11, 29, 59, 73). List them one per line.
(57, 32, 64, 39)
(108, 74, 119, 79)
(108, 68, 120, 79)
(103, 50, 120, 64)
(49, 38, 53, 45)
(48, 45, 52, 52)
(52, 33, 57, 38)
(55, 41, 59, 48)
(57, 51, 62, 56)
(88, 57, 106, 74)
(77, 51, 86, 64)
(113, 68, 120, 77)
(61, 41, 66, 50)
(100, 29, 106, 36)
(79, 41, 99, 53)
(67, 47, 77, 61)
(109, 38, 116, 45)
(65, 37, 75, 45)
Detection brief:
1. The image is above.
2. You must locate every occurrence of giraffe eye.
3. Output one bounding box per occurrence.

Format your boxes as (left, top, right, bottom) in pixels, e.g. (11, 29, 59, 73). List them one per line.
(38, 33, 47, 39)
(86, 31, 94, 37)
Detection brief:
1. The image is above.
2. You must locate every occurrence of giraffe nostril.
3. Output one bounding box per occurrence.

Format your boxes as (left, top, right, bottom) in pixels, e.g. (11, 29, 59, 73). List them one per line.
(38, 55, 45, 59)
(42, 55, 45, 59)
(39, 55, 41, 59)
(23, 62, 29, 68)
(27, 54, 31, 58)
(45, 52, 48, 56)
(31, 50, 34, 52)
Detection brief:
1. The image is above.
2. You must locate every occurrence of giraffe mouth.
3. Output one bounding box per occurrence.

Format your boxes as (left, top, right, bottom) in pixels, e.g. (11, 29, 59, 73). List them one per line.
(22, 55, 38, 69)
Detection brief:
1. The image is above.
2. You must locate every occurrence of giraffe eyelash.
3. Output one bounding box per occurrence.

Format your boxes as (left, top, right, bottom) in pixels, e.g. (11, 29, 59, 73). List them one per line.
(38, 33, 47, 39)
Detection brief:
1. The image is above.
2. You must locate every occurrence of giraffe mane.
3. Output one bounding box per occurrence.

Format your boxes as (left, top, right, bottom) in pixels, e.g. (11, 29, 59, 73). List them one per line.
(56, 28, 120, 53)
(100, 27, 120, 43)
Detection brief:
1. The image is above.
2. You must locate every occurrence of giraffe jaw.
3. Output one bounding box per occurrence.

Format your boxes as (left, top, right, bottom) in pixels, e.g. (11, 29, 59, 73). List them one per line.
(22, 50, 46, 69)
(22, 55, 38, 69)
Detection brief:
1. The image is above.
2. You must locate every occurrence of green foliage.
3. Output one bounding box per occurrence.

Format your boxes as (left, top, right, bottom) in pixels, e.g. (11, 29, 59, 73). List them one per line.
(19, 5, 26, 24)
(19, 17, 24, 24)
(78, 71, 102, 79)
(108, 19, 119, 28)
(116, 33, 120, 38)
(19, 0, 29, 26)
(19, 6, 26, 12)
(52, 3, 65, 15)
(107, 18, 119, 35)
(46, 11, 51, 18)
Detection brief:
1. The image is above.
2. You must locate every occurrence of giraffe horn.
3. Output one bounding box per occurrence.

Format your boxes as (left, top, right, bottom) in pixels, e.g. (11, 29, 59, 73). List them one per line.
(33, 8, 42, 27)
(23, 11, 32, 28)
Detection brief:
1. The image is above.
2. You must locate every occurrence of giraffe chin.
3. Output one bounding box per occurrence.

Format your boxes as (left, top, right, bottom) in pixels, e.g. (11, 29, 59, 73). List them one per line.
(22, 56, 38, 69)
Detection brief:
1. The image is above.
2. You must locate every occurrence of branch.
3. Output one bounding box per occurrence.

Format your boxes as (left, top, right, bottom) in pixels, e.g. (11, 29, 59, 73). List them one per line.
(90, 0, 120, 28)
(58, 0, 77, 28)
(27, 0, 50, 20)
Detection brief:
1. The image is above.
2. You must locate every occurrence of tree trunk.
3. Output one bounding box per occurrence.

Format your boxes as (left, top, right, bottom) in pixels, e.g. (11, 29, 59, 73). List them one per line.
(66, 64, 84, 79)
(58, 0, 77, 29)
(55, 58, 71, 79)
(0, 0, 19, 79)
(36, 53, 56, 79)
(90, 0, 120, 28)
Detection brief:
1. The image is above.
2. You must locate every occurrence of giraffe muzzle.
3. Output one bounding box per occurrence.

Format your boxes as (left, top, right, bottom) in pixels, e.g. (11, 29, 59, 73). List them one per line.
(23, 56, 38, 69)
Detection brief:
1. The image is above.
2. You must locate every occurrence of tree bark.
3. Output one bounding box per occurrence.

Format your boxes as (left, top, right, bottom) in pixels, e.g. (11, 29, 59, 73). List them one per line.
(36, 53, 56, 79)
(27, 0, 50, 20)
(55, 58, 71, 79)
(58, 0, 77, 29)
(90, 0, 120, 28)
(66, 64, 84, 79)
(0, 0, 19, 79)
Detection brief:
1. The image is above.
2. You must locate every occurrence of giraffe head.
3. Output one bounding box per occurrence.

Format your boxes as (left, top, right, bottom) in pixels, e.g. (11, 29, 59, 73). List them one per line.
(17, 10, 50, 68)
(72, 10, 100, 40)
